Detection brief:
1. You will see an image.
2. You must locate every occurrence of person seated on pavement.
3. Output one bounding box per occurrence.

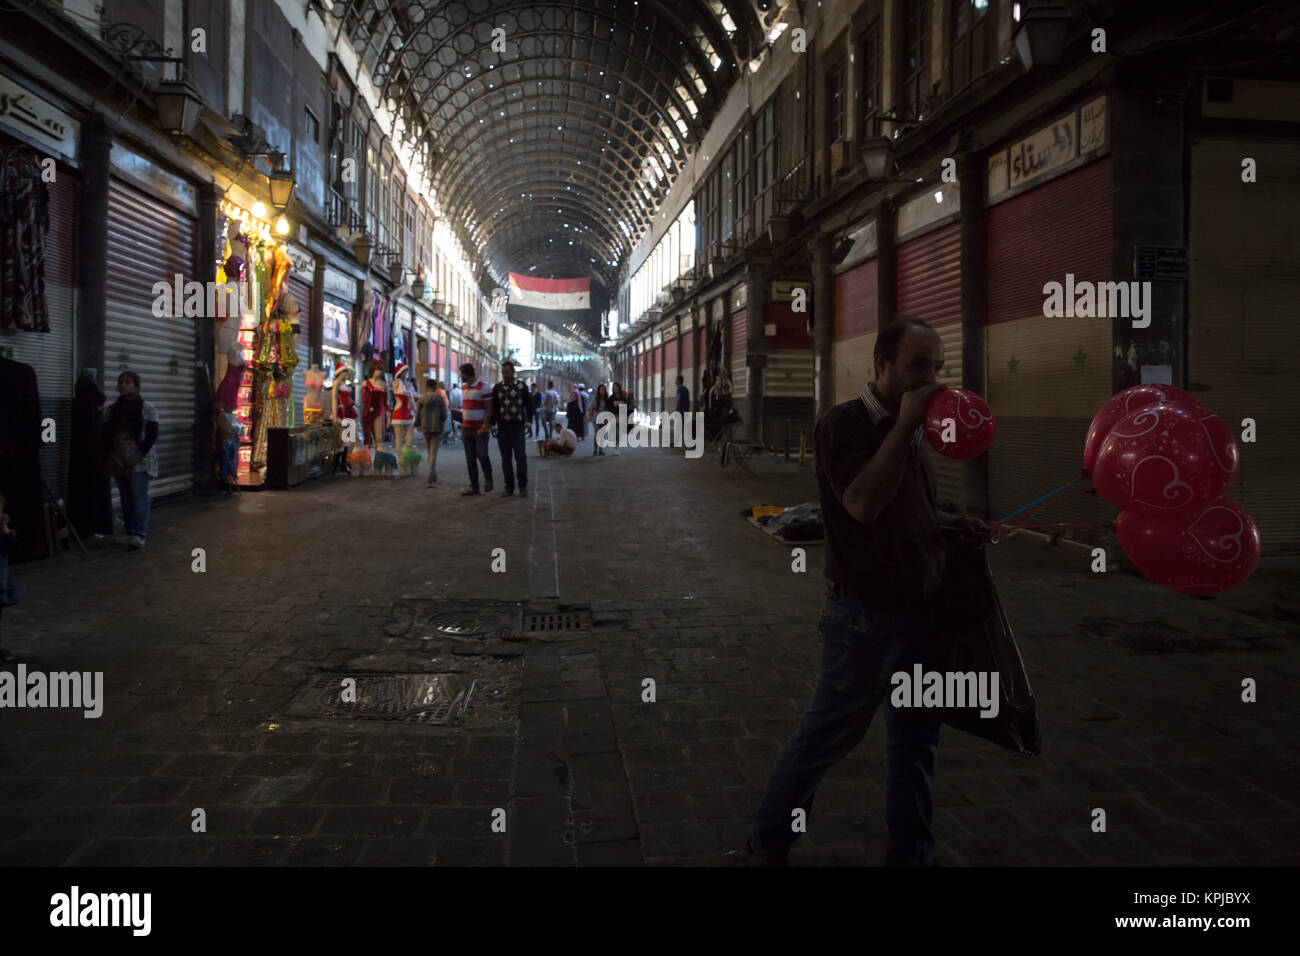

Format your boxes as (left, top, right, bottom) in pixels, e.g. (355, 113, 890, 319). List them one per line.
(538, 421, 577, 458)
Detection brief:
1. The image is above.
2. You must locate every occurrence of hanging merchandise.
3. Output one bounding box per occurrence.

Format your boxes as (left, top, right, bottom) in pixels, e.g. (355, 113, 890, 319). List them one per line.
(0, 147, 50, 333)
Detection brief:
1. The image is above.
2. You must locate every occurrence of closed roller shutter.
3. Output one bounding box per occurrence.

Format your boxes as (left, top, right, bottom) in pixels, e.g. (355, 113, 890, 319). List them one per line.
(986, 158, 1113, 531)
(104, 178, 197, 500)
(653, 343, 663, 414)
(664, 337, 678, 413)
(1189, 138, 1300, 552)
(0, 156, 76, 499)
(833, 258, 878, 406)
(730, 307, 747, 398)
(899, 223, 963, 510)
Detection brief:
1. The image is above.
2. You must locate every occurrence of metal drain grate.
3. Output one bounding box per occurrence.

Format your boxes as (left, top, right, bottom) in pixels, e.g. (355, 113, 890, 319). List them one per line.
(287, 674, 473, 724)
(523, 609, 592, 634)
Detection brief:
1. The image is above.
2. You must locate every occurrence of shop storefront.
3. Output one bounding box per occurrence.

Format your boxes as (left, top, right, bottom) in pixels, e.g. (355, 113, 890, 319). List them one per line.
(985, 94, 1113, 529)
(832, 218, 879, 406)
(0, 70, 80, 555)
(762, 280, 815, 449)
(105, 143, 199, 501)
(728, 284, 747, 402)
(1188, 120, 1300, 550)
(896, 186, 963, 509)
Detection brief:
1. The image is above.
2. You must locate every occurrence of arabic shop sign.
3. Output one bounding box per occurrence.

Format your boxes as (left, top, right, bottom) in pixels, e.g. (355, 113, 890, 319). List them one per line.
(988, 95, 1107, 200)
(0, 75, 78, 160)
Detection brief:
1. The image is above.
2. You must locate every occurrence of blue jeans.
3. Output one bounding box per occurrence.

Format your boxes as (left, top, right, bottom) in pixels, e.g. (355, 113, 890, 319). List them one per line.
(750, 586, 942, 865)
(496, 421, 527, 492)
(115, 472, 152, 538)
(461, 426, 493, 490)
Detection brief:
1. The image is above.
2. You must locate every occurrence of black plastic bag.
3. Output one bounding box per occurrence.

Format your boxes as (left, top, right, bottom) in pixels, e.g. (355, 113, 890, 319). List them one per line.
(927, 541, 1042, 755)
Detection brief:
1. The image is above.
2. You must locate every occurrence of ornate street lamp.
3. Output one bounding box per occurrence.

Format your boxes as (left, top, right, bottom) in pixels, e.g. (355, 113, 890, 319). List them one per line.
(1014, 4, 1073, 70)
(153, 77, 203, 138)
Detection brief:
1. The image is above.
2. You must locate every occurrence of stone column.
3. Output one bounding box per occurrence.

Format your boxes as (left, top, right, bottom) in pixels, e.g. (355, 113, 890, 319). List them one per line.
(959, 150, 990, 517)
(74, 113, 112, 384)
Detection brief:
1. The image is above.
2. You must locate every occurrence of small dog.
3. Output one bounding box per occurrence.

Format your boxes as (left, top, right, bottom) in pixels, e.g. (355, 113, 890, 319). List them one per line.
(373, 450, 398, 475)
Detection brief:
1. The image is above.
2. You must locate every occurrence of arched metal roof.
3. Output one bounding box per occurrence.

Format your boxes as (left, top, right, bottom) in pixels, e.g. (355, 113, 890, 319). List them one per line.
(332, 0, 791, 333)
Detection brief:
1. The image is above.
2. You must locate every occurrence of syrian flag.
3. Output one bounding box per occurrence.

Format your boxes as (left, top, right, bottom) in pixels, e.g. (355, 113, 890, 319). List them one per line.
(507, 273, 590, 329)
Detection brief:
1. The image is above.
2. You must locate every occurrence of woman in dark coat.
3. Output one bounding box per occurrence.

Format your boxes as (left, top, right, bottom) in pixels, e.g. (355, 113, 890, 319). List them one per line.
(565, 384, 585, 443)
(585, 384, 614, 456)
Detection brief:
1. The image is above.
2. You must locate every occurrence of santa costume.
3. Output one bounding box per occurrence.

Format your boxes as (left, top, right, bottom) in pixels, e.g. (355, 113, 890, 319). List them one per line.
(331, 360, 358, 473)
(391, 362, 415, 424)
(361, 359, 389, 447)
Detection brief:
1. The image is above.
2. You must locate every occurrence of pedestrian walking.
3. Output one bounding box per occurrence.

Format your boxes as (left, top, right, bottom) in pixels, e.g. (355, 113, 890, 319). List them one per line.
(672, 375, 691, 445)
(102, 370, 159, 550)
(566, 384, 586, 444)
(542, 380, 559, 436)
(610, 382, 632, 455)
(747, 318, 991, 867)
(528, 382, 542, 438)
(491, 361, 531, 497)
(586, 383, 613, 455)
(458, 363, 494, 496)
(416, 377, 448, 486)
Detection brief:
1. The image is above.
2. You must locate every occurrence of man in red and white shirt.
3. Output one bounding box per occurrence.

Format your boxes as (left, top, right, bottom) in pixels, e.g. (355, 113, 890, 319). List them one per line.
(458, 362, 495, 495)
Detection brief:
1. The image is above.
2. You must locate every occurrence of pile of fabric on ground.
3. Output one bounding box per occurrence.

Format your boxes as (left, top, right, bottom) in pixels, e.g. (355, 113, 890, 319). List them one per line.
(741, 502, 824, 544)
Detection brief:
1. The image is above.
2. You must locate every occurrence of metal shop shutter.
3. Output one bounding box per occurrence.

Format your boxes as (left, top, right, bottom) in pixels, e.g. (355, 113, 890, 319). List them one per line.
(104, 178, 198, 500)
(0, 160, 77, 499)
(654, 343, 663, 412)
(730, 307, 748, 398)
(1190, 138, 1300, 552)
(832, 258, 878, 405)
(898, 223, 963, 510)
(985, 158, 1114, 533)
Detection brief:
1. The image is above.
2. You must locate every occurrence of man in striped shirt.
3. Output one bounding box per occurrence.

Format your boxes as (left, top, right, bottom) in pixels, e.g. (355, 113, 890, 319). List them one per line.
(458, 363, 494, 496)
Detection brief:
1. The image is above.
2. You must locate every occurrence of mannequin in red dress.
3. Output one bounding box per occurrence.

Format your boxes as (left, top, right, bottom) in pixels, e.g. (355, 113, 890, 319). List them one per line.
(391, 361, 415, 473)
(361, 359, 389, 448)
(331, 359, 359, 474)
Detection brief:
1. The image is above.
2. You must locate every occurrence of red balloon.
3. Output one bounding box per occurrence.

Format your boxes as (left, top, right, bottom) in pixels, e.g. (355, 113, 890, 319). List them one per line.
(1116, 498, 1261, 596)
(924, 387, 996, 460)
(1084, 384, 1206, 472)
(1094, 404, 1237, 514)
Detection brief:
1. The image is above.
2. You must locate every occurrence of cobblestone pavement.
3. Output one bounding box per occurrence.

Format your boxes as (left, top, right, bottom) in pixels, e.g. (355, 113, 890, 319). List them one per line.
(2, 432, 1297, 866)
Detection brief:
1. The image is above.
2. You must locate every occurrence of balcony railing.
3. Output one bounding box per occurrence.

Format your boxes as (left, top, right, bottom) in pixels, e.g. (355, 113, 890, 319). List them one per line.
(328, 187, 363, 232)
(774, 155, 812, 213)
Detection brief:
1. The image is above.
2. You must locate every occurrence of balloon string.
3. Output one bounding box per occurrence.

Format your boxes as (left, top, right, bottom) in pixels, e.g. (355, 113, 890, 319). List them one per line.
(994, 474, 1084, 525)
(999, 488, 1093, 524)
(1000, 522, 1114, 531)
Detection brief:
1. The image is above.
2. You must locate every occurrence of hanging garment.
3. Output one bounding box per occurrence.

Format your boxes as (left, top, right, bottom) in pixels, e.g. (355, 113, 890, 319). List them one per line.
(215, 359, 244, 411)
(0, 356, 45, 557)
(362, 379, 388, 446)
(0, 148, 50, 332)
(68, 370, 113, 537)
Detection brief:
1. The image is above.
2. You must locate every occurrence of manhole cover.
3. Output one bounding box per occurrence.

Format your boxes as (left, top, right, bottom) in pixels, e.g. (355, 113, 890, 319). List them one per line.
(287, 673, 473, 724)
(523, 609, 592, 634)
(384, 600, 523, 640)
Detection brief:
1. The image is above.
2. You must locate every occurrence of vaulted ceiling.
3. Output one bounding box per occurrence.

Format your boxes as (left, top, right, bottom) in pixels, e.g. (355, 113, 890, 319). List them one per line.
(332, 0, 792, 334)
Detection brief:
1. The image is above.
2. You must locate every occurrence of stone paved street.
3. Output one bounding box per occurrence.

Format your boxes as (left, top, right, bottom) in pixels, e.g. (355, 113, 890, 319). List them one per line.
(2, 437, 1297, 866)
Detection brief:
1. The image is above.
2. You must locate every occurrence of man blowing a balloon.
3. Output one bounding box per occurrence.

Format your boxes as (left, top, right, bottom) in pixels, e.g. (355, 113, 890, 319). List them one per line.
(749, 316, 991, 867)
